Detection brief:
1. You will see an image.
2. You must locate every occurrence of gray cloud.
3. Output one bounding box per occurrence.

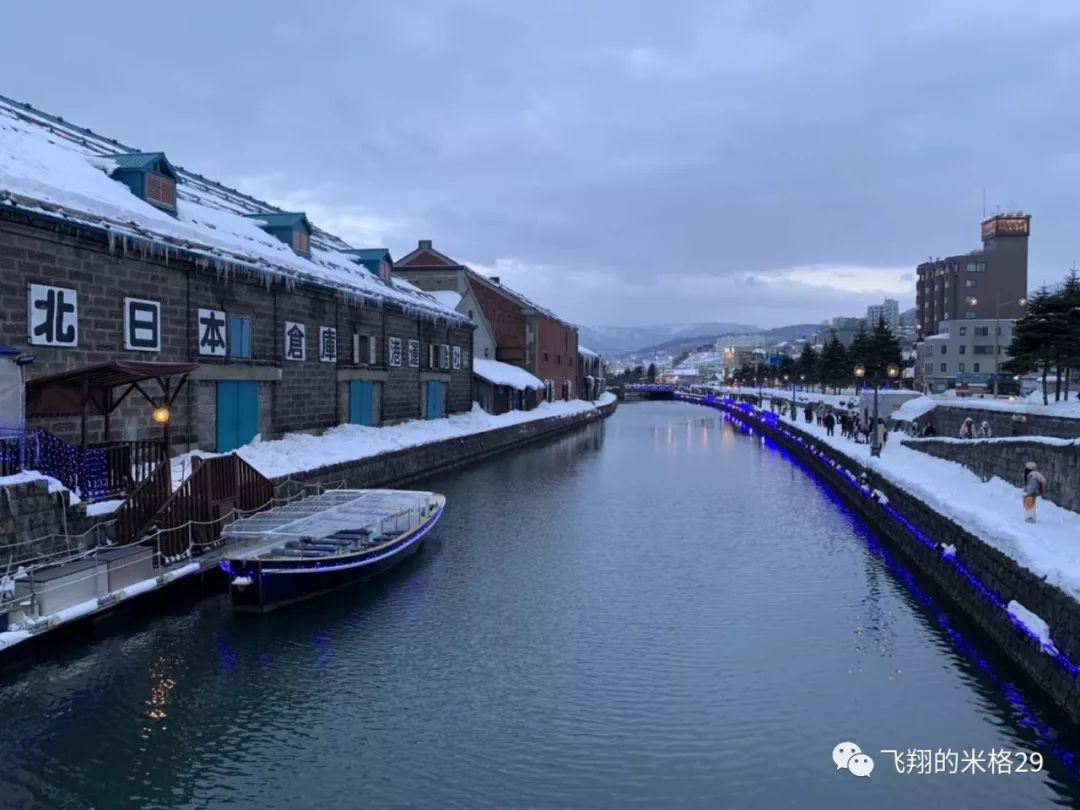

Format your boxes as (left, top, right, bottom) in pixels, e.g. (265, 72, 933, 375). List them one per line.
(5, 0, 1079, 327)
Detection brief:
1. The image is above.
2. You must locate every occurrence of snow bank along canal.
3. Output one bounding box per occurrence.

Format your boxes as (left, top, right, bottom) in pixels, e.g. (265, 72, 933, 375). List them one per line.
(2, 401, 1079, 809)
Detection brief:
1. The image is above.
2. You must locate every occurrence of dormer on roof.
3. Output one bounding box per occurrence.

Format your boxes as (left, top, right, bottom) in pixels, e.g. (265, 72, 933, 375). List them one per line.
(245, 212, 312, 257)
(106, 152, 178, 215)
(342, 248, 393, 281)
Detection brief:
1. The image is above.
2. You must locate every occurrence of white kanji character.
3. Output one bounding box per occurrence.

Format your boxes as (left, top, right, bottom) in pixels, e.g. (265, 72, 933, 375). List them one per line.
(987, 749, 1012, 775)
(880, 749, 906, 774)
(961, 749, 987, 774)
(945, 749, 959, 774)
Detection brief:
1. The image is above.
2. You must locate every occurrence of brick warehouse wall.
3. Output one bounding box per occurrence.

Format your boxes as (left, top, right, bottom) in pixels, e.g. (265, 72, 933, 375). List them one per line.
(0, 210, 473, 453)
(902, 438, 1080, 514)
(534, 314, 579, 399)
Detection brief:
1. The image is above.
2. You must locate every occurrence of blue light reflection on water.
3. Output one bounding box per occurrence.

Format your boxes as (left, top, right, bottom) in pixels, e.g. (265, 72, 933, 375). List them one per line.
(694, 394, 1080, 782)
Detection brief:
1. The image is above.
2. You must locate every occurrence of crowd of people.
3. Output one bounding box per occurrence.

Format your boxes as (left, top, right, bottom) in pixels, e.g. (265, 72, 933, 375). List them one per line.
(759, 395, 1049, 523)
(766, 398, 892, 449)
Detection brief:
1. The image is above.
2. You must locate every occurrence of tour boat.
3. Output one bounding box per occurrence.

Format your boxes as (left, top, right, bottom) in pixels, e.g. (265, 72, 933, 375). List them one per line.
(219, 489, 445, 612)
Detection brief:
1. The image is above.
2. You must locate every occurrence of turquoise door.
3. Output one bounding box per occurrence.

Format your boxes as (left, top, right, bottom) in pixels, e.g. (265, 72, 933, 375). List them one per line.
(216, 381, 259, 452)
(349, 380, 375, 426)
(425, 381, 444, 420)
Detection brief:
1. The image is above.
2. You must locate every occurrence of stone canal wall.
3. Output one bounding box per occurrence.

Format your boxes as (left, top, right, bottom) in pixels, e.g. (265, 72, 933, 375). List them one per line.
(0, 478, 102, 564)
(271, 399, 618, 494)
(903, 437, 1080, 515)
(696, 396, 1080, 724)
(923, 404, 1080, 441)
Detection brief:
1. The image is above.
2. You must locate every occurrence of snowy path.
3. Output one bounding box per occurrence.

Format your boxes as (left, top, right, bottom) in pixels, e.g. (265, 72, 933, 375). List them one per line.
(172, 394, 616, 486)
(740, 402, 1080, 600)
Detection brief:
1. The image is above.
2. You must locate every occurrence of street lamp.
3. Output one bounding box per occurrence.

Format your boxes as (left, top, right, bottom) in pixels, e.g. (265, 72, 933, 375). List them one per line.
(784, 373, 796, 420)
(855, 361, 900, 457)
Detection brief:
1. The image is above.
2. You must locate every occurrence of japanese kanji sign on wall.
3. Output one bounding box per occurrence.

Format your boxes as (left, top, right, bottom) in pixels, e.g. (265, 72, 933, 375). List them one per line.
(28, 283, 78, 347)
(441, 344, 450, 369)
(452, 345, 462, 370)
(284, 321, 307, 361)
(197, 308, 227, 356)
(387, 336, 402, 367)
(319, 326, 337, 363)
(123, 297, 161, 352)
(407, 339, 420, 368)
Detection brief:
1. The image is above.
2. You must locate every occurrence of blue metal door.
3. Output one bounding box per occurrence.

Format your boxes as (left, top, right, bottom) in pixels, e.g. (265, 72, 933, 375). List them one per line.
(425, 381, 444, 420)
(216, 381, 259, 452)
(349, 380, 375, 426)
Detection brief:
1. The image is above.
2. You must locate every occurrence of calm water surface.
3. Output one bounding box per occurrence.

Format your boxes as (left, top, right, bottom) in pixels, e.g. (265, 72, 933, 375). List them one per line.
(2, 401, 1080, 809)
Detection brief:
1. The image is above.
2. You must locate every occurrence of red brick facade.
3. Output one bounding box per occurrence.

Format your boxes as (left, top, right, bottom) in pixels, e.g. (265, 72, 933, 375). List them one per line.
(394, 240, 580, 400)
(468, 278, 526, 365)
(535, 314, 579, 399)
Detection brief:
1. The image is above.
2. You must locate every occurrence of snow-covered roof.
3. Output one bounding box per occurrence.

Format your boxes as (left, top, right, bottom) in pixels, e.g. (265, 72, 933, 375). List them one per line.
(0, 95, 467, 325)
(579, 345, 599, 357)
(472, 359, 545, 390)
(428, 290, 463, 311)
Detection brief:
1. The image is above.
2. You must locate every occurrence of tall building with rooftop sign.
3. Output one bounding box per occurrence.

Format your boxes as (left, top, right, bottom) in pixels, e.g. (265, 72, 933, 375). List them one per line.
(915, 214, 1030, 339)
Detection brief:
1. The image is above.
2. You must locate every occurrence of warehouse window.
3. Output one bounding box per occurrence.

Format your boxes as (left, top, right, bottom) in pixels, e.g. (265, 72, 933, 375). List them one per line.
(228, 316, 251, 359)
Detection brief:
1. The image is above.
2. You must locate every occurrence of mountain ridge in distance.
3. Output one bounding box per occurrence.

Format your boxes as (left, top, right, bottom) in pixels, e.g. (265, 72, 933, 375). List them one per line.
(583, 322, 826, 356)
(578, 322, 758, 355)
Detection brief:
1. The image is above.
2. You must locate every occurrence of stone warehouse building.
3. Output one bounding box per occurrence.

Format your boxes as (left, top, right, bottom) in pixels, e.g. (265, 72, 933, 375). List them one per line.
(0, 97, 473, 456)
(393, 241, 582, 402)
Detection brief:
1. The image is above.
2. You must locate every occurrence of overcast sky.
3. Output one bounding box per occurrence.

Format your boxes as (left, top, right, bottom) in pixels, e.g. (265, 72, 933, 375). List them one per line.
(6, 1, 1080, 328)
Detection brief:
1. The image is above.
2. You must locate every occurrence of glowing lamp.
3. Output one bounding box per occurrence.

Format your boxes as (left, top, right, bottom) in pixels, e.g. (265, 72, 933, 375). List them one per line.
(152, 406, 171, 424)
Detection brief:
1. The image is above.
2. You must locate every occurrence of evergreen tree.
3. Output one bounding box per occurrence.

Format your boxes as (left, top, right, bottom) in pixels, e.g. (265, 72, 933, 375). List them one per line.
(849, 324, 870, 370)
(866, 318, 903, 380)
(646, 363, 656, 382)
(819, 332, 849, 393)
(796, 342, 818, 387)
(1004, 286, 1057, 404)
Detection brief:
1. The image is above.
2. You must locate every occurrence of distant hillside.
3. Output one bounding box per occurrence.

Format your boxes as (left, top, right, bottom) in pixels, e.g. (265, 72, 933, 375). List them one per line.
(579, 322, 758, 355)
(626, 322, 824, 357)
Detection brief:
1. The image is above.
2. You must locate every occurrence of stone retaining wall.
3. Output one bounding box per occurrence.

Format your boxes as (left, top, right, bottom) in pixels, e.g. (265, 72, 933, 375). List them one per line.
(707, 397, 1080, 724)
(0, 480, 101, 563)
(925, 404, 1080, 440)
(272, 400, 618, 495)
(903, 438, 1080, 514)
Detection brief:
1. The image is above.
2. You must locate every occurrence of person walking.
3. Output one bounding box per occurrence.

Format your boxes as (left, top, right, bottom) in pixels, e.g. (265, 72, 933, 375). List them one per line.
(824, 410, 836, 437)
(1022, 461, 1047, 523)
(977, 420, 992, 439)
(875, 417, 888, 449)
(804, 404, 813, 424)
(959, 417, 975, 439)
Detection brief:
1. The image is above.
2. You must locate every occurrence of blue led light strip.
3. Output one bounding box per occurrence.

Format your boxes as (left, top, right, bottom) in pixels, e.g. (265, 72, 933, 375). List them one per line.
(675, 392, 1080, 678)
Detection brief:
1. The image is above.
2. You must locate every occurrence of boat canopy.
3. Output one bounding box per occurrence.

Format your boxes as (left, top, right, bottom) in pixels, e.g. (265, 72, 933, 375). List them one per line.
(223, 489, 436, 545)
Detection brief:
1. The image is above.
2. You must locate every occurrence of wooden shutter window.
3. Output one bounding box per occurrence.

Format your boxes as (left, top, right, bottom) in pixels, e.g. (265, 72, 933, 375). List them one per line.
(293, 229, 310, 254)
(146, 173, 176, 208)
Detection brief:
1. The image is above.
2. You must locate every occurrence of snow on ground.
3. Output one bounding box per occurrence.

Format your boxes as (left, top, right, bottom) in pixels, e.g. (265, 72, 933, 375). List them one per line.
(85, 498, 124, 517)
(749, 404, 1080, 600)
(1008, 600, 1059, 655)
(716, 384, 1080, 424)
(473, 359, 545, 390)
(172, 394, 616, 485)
(891, 396, 938, 423)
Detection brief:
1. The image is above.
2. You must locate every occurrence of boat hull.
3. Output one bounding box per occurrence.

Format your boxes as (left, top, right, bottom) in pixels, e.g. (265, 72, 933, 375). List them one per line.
(226, 501, 443, 613)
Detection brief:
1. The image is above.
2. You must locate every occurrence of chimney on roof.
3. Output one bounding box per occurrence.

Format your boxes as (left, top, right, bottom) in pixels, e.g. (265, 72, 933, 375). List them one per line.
(419, 239, 432, 249)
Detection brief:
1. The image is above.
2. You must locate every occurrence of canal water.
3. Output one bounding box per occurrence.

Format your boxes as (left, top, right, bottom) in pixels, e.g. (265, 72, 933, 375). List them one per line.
(2, 401, 1080, 809)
